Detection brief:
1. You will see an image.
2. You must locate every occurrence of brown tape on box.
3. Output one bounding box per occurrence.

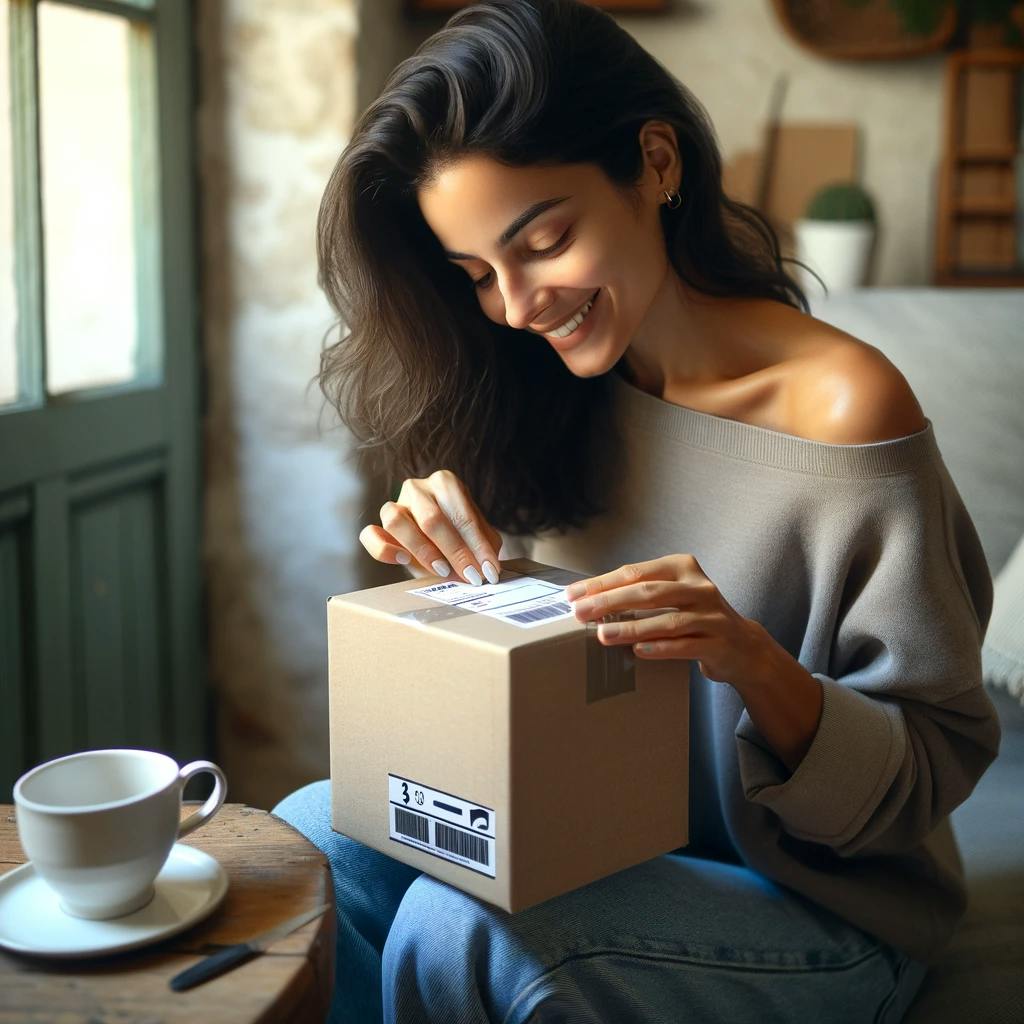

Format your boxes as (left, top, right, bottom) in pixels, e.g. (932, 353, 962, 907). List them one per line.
(395, 565, 637, 704)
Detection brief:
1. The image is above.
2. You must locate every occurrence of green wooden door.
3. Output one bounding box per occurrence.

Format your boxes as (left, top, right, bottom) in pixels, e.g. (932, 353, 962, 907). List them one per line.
(0, 0, 205, 799)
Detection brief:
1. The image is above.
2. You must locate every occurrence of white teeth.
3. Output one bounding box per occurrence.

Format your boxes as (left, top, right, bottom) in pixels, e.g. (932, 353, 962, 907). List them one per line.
(550, 291, 597, 338)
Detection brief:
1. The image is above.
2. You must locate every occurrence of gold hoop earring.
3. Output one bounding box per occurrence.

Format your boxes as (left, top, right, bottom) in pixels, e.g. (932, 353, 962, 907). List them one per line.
(662, 188, 681, 209)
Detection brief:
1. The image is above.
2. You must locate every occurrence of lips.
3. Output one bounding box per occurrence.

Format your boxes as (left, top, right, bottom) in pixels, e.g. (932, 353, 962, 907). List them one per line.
(543, 286, 604, 352)
(535, 289, 600, 335)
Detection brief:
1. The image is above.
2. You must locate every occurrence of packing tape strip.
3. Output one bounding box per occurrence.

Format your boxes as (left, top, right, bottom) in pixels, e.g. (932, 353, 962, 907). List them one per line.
(394, 583, 636, 705)
(585, 613, 637, 703)
(396, 603, 479, 627)
(525, 565, 636, 701)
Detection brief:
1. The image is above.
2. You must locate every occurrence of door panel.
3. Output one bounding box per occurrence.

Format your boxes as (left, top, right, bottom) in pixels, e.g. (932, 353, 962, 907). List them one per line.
(0, 0, 204, 799)
(0, 500, 30, 790)
(73, 477, 167, 751)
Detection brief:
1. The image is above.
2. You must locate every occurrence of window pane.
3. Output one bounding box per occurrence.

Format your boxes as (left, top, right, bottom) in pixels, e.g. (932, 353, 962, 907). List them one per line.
(0, 0, 17, 407)
(38, 2, 141, 396)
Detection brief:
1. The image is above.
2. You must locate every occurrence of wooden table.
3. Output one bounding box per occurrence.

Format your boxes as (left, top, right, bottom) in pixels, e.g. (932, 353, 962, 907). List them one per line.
(0, 803, 335, 1023)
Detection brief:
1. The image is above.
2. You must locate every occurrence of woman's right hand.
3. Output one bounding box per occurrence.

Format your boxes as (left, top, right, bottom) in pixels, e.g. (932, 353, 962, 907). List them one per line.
(358, 469, 503, 586)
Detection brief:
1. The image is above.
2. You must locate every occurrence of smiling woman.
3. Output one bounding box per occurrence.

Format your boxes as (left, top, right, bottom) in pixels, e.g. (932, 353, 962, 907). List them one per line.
(314, 0, 812, 538)
(276, 1, 1000, 1022)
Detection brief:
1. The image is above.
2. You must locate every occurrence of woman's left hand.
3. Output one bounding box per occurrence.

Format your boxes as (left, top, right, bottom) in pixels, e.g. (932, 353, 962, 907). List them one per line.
(563, 554, 770, 688)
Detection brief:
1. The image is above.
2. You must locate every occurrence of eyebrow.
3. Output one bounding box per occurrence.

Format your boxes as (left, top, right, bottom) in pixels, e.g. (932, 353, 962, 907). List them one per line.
(443, 196, 571, 261)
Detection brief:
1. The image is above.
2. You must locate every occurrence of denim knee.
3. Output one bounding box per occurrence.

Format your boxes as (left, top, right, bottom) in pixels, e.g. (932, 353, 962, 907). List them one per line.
(272, 779, 333, 847)
(382, 874, 512, 1023)
(383, 872, 599, 1024)
(377, 861, 925, 1024)
(273, 779, 427, 1024)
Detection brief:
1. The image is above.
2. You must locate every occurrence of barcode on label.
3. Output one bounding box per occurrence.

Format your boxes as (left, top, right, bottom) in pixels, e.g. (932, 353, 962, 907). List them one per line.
(435, 821, 490, 866)
(507, 601, 571, 624)
(388, 774, 496, 878)
(395, 807, 430, 843)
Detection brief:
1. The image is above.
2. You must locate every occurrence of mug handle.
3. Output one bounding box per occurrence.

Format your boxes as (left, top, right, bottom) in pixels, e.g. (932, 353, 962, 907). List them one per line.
(176, 760, 228, 839)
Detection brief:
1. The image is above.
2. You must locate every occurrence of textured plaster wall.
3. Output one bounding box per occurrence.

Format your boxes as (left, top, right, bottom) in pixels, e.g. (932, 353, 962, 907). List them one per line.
(196, 0, 947, 809)
(196, 0, 372, 809)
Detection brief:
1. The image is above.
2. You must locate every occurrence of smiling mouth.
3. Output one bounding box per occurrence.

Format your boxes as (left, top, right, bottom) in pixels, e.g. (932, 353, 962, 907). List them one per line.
(538, 289, 600, 338)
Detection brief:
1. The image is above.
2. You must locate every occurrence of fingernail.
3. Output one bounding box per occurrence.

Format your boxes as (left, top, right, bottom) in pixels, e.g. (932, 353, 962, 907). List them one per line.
(597, 623, 620, 640)
(432, 559, 452, 577)
(564, 583, 584, 601)
(464, 565, 483, 587)
(395, 550, 411, 565)
(482, 560, 499, 584)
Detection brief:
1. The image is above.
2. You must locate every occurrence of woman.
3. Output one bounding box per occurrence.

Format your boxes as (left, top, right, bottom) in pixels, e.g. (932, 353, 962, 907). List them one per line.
(274, 1, 1001, 1021)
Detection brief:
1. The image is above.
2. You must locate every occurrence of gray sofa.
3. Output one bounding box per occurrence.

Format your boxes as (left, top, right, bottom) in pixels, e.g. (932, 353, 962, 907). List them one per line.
(809, 288, 1024, 1022)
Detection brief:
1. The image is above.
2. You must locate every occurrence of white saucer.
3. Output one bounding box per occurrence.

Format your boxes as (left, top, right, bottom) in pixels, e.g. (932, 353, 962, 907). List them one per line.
(0, 843, 229, 958)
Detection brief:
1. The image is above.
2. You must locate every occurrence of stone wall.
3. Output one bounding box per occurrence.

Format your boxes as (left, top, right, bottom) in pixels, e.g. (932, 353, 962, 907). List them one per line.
(197, 0, 371, 808)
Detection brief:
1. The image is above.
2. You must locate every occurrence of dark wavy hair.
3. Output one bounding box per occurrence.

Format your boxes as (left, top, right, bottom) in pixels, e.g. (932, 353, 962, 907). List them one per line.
(317, 0, 811, 537)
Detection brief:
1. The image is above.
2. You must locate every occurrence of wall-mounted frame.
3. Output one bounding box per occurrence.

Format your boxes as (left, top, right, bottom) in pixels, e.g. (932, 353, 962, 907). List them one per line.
(769, 0, 956, 61)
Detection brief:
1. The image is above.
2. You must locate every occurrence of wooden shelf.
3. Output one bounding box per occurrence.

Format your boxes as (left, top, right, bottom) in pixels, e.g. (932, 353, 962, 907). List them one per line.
(955, 144, 1019, 161)
(954, 198, 1018, 215)
(934, 271, 1024, 287)
(934, 48, 1024, 286)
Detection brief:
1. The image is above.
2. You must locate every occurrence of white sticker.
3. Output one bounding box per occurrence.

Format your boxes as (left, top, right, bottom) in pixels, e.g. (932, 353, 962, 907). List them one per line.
(407, 570, 574, 629)
(388, 774, 496, 878)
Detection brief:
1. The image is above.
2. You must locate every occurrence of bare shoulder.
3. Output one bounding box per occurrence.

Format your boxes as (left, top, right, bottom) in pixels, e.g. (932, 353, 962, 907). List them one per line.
(786, 328, 927, 445)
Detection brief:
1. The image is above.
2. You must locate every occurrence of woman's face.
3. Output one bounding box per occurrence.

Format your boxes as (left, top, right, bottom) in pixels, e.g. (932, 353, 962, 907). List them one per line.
(417, 148, 673, 377)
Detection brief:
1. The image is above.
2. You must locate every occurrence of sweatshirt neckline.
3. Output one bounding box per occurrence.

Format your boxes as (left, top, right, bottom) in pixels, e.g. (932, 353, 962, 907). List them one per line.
(608, 368, 937, 478)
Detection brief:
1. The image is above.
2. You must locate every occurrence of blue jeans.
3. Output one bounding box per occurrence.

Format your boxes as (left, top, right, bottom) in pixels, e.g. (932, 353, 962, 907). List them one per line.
(272, 781, 928, 1024)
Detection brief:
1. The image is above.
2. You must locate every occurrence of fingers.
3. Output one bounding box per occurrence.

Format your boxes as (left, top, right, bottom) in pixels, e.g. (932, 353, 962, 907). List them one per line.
(359, 472, 503, 586)
(398, 473, 502, 585)
(458, 486, 506, 569)
(563, 561, 652, 602)
(363, 509, 458, 579)
(358, 524, 437, 574)
(570, 580, 684, 621)
(631, 637, 706, 661)
(593, 609, 718, 646)
(563, 556, 697, 602)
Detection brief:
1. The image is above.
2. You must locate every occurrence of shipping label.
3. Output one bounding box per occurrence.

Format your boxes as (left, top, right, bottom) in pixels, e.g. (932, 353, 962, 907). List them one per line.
(388, 773, 496, 878)
(407, 570, 574, 629)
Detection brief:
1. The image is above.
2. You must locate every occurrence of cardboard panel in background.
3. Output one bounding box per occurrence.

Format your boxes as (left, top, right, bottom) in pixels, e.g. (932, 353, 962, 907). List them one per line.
(723, 122, 859, 251)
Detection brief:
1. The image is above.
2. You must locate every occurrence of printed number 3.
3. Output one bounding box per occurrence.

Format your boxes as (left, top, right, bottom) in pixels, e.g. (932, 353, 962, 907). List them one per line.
(402, 782, 410, 804)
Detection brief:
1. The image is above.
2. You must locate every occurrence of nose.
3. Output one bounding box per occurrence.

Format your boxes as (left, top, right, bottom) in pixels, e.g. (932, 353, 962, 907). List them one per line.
(493, 266, 550, 332)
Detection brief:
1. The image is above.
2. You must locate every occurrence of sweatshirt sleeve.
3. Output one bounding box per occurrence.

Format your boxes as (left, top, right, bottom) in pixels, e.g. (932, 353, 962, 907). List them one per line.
(734, 454, 1002, 858)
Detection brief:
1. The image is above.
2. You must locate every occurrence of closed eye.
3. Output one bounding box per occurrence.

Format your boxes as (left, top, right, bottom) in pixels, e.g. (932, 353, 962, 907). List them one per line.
(473, 229, 573, 290)
(531, 229, 572, 258)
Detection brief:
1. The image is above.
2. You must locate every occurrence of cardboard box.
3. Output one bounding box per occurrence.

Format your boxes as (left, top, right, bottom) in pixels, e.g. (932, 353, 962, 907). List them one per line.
(328, 557, 689, 913)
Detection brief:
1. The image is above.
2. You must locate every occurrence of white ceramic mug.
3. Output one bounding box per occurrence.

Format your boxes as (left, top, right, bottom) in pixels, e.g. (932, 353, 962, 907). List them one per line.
(13, 748, 227, 920)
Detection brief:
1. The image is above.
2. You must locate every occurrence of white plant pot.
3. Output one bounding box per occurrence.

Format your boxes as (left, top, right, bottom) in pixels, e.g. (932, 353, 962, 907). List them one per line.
(793, 219, 875, 297)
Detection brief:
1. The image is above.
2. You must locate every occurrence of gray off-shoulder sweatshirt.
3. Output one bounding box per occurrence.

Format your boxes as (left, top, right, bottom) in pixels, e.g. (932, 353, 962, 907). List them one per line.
(524, 368, 1001, 963)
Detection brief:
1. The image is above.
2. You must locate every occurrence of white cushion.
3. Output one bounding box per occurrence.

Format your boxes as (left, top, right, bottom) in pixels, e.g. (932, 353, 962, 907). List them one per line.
(983, 533, 1024, 704)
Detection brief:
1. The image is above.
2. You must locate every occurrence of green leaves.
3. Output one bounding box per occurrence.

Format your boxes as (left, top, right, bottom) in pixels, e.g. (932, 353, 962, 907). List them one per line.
(805, 182, 877, 223)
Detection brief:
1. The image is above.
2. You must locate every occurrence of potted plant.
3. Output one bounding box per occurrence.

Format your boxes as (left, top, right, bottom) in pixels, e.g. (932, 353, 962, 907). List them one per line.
(793, 182, 877, 295)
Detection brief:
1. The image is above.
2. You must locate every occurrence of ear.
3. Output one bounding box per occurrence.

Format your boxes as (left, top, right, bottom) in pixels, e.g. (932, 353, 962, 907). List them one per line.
(637, 120, 682, 195)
